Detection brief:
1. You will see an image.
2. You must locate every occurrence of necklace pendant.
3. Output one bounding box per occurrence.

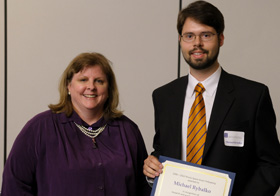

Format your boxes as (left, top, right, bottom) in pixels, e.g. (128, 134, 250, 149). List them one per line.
(92, 138, 97, 149)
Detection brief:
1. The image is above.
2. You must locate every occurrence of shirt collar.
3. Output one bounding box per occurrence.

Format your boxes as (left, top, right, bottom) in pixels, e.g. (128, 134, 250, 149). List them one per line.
(59, 110, 108, 128)
(187, 66, 222, 97)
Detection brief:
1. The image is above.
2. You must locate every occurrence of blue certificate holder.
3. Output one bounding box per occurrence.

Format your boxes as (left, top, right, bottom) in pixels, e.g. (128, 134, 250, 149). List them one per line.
(151, 156, 235, 196)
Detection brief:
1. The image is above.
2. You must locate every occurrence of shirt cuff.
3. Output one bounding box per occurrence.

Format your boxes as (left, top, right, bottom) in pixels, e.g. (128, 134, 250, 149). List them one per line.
(145, 176, 155, 188)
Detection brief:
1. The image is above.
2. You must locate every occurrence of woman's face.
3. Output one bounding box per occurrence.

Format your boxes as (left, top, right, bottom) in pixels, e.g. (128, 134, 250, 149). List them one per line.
(68, 65, 109, 117)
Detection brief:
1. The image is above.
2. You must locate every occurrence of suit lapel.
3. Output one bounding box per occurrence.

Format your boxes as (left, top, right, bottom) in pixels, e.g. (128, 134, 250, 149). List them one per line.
(172, 76, 189, 152)
(203, 70, 235, 158)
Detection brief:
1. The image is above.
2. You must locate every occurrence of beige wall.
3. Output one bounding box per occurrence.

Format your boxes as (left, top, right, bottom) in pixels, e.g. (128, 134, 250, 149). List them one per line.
(4, 0, 178, 154)
(0, 0, 5, 191)
(1, 0, 179, 188)
(1, 1, 280, 195)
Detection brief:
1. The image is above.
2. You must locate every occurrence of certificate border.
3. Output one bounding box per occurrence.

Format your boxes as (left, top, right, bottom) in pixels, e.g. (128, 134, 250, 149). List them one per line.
(151, 156, 235, 196)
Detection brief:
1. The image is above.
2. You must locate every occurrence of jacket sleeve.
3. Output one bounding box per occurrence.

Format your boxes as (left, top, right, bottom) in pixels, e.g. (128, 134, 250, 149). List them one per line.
(151, 89, 161, 158)
(240, 86, 280, 195)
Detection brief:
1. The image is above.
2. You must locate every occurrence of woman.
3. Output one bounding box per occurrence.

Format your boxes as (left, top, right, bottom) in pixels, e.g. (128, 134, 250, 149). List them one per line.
(1, 52, 151, 196)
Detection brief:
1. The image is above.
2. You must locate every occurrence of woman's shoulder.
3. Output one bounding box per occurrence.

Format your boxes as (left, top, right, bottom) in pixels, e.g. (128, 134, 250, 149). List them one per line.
(32, 109, 53, 118)
(13, 110, 56, 146)
(23, 110, 62, 131)
(112, 115, 146, 146)
(27, 110, 54, 123)
(109, 115, 142, 136)
(113, 115, 138, 127)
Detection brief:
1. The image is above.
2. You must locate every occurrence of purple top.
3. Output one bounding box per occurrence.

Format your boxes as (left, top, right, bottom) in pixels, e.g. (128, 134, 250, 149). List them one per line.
(1, 110, 151, 196)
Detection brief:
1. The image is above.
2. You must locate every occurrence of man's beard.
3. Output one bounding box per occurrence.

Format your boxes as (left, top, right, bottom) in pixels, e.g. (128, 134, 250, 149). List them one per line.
(184, 47, 220, 70)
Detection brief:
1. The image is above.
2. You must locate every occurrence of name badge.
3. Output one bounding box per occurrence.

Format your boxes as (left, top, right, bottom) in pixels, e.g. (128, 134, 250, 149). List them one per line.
(224, 131, 245, 147)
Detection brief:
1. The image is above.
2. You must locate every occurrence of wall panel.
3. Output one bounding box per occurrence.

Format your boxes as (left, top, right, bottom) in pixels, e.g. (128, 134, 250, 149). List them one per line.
(1, 0, 180, 189)
(0, 0, 5, 190)
(5, 0, 179, 165)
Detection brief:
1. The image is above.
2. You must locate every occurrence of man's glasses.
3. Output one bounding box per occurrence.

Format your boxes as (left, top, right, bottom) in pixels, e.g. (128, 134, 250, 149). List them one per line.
(180, 32, 217, 42)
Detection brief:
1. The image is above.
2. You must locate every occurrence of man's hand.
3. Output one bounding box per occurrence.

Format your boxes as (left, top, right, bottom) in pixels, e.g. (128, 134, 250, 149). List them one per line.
(143, 155, 163, 178)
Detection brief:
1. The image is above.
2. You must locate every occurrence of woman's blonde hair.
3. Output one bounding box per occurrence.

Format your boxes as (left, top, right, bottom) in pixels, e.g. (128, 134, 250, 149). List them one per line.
(49, 52, 123, 119)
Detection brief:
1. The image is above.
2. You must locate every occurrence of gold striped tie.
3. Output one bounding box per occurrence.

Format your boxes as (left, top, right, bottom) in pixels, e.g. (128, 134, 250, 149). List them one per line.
(187, 83, 206, 164)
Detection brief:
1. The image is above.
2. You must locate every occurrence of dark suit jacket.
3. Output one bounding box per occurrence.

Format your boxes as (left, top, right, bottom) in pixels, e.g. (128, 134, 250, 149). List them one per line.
(151, 69, 280, 195)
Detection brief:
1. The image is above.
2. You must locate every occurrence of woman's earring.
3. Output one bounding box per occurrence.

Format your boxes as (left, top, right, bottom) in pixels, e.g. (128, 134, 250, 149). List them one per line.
(68, 91, 71, 95)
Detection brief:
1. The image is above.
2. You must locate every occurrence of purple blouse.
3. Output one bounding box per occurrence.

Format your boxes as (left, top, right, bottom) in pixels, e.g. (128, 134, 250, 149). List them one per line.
(1, 110, 151, 196)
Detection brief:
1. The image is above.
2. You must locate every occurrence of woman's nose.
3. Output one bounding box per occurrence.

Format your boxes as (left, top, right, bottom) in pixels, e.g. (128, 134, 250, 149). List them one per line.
(87, 82, 96, 90)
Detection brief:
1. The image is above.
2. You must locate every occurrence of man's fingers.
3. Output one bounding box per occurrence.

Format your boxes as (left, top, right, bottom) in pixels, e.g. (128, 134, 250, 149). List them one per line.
(143, 155, 163, 178)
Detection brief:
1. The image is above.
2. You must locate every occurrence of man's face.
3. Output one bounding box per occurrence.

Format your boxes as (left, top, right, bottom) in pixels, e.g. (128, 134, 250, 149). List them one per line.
(180, 17, 224, 71)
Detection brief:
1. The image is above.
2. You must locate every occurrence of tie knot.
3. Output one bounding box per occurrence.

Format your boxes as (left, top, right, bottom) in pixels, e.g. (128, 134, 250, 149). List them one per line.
(194, 83, 205, 94)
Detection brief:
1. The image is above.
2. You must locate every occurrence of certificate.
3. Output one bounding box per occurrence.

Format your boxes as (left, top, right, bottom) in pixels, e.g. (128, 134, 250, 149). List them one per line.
(151, 156, 235, 196)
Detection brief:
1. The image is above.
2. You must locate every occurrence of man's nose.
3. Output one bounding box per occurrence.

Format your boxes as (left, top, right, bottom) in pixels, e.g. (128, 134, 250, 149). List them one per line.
(193, 35, 203, 47)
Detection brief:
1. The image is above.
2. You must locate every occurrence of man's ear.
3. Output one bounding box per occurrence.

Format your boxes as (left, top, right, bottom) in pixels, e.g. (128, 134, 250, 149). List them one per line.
(178, 34, 182, 42)
(219, 33, 224, 47)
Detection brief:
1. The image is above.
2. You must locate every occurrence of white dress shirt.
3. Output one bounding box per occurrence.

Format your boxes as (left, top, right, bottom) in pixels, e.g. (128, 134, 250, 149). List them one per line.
(181, 66, 222, 160)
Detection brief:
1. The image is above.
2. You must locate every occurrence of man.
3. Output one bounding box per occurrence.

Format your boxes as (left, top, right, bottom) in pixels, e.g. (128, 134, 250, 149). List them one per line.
(143, 1, 280, 195)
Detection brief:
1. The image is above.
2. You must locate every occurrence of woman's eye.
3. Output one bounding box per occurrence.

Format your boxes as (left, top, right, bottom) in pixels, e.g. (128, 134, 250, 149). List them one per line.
(96, 79, 104, 84)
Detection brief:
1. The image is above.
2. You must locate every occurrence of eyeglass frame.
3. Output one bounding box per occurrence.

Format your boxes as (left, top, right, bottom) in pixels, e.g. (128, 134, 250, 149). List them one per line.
(180, 32, 218, 43)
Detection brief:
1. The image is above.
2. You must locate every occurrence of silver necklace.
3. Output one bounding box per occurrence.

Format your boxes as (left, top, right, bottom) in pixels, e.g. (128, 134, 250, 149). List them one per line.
(74, 122, 107, 139)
